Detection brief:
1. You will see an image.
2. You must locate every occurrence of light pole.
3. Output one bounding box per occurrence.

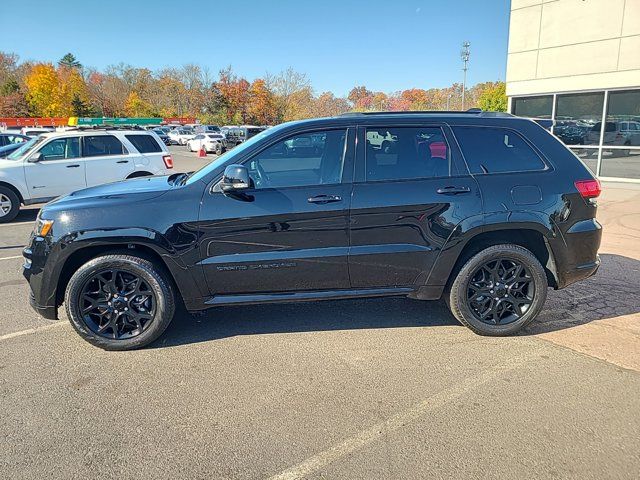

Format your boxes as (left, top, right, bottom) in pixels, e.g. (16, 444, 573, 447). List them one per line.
(461, 41, 470, 110)
(446, 93, 453, 110)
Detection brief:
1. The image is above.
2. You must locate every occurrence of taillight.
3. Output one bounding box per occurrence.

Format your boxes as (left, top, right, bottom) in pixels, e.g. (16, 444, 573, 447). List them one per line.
(574, 179, 601, 199)
(162, 154, 174, 169)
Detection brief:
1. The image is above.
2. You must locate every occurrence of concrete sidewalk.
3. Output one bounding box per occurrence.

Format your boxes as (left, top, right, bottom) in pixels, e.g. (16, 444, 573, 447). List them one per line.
(525, 181, 640, 372)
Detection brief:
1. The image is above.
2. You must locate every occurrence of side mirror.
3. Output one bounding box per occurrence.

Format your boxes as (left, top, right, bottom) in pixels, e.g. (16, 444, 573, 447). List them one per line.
(28, 152, 43, 163)
(220, 164, 251, 192)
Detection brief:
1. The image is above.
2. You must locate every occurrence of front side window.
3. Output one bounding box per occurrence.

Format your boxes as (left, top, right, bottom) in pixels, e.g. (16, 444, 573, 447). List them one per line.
(365, 126, 450, 181)
(82, 135, 126, 157)
(245, 129, 347, 189)
(453, 127, 546, 174)
(38, 137, 80, 161)
(125, 134, 163, 153)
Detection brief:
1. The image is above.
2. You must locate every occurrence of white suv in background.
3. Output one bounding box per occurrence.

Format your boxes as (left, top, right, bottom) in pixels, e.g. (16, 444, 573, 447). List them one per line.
(0, 128, 174, 223)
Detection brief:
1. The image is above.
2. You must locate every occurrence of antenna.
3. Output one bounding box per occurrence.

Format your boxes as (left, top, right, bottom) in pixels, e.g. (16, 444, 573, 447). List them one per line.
(461, 41, 471, 110)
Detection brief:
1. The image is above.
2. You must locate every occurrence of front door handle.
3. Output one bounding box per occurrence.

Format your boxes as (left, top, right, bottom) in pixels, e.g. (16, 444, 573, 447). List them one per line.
(308, 194, 342, 204)
(66, 164, 80, 168)
(117, 160, 129, 164)
(436, 186, 471, 195)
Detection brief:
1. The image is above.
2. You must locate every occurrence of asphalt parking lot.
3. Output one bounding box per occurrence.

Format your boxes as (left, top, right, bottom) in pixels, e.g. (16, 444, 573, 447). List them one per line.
(1, 146, 639, 479)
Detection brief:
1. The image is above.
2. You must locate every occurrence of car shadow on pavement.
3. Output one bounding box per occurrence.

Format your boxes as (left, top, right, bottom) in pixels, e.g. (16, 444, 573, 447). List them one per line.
(150, 253, 640, 348)
(523, 253, 640, 335)
(151, 296, 458, 349)
(14, 207, 39, 223)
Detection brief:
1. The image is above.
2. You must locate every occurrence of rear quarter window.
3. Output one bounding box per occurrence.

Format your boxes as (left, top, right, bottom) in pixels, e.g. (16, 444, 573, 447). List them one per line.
(125, 134, 163, 153)
(452, 126, 546, 174)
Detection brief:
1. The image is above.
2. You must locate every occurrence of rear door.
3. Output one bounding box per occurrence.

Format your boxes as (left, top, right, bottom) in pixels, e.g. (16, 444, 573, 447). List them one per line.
(24, 136, 86, 198)
(82, 134, 134, 186)
(349, 123, 481, 289)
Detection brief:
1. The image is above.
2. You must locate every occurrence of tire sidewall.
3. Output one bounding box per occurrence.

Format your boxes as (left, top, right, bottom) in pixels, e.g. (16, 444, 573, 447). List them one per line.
(65, 256, 175, 350)
(450, 245, 548, 335)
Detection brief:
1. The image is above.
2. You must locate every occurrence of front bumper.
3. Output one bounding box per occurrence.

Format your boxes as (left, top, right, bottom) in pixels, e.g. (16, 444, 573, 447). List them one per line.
(23, 238, 59, 320)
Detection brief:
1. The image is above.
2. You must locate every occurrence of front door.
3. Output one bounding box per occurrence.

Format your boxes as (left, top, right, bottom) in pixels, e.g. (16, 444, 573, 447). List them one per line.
(24, 136, 86, 199)
(198, 127, 354, 296)
(349, 124, 481, 288)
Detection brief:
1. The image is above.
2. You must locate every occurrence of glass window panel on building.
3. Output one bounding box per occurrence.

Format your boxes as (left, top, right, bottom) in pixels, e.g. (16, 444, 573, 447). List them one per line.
(554, 92, 604, 146)
(603, 90, 640, 147)
(512, 96, 553, 119)
(600, 149, 640, 179)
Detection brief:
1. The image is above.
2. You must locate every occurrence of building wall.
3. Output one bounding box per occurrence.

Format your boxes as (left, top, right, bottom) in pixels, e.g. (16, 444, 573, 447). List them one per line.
(506, 0, 640, 96)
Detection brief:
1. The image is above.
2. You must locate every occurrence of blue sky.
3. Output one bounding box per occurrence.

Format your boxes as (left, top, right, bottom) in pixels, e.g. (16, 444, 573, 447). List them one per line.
(3, 0, 510, 96)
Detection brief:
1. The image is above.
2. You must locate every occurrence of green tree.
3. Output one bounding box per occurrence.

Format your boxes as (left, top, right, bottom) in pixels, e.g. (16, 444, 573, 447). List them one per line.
(58, 53, 81, 69)
(477, 81, 507, 112)
(71, 93, 92, 116)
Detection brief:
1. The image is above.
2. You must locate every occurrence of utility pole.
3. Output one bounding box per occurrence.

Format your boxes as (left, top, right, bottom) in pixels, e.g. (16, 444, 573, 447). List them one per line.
(461, 41, 470, 110)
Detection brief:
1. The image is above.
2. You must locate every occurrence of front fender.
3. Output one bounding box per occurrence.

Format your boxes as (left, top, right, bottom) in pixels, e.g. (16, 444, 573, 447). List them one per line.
(28, 226, 206, 313)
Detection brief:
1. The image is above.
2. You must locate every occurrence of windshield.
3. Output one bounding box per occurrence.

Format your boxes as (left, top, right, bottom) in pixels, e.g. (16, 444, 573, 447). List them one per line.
(186, 123, 287, 185)
(7, 136, 45, 160)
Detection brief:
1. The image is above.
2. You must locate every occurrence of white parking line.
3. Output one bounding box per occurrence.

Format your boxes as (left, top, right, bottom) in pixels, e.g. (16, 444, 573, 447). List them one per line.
(0, 255, 23, 261)
(268, 354, 536, 480)
(0, 221, 33, 228)
(0, 321, 67, 342)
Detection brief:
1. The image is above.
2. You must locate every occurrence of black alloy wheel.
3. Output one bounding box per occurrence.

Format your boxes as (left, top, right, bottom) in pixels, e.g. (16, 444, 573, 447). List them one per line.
(466, 258, 534, 325)
(447, 244, 547, 336)
(65, 254, 175, 350)
(79, 269, 156, 339)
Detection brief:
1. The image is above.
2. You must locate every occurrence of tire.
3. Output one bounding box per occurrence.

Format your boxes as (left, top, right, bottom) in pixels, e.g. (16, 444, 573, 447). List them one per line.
(65, 254, 176, 350)
(215, 143, 222, 155)
(447, 244, 547, 336)
(0, 186, 20, 224)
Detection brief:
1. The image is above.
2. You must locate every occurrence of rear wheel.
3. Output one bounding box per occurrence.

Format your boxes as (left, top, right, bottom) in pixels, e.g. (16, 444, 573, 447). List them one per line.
(447, 244, 547, 336)
(0, 186, 20, 223)
(65, 254, 176, 350)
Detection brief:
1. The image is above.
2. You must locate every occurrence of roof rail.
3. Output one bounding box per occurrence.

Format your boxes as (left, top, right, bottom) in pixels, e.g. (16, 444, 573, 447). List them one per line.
(64, 125, 147, 132)
(339, 108, 512, 117)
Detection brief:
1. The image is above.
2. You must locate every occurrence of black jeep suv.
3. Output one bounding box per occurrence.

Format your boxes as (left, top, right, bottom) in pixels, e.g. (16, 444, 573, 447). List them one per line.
(23, 111, 602, 350)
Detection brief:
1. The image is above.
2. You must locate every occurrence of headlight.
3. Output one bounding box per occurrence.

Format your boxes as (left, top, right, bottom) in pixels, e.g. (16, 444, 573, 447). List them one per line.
(34, 218, 54, 237)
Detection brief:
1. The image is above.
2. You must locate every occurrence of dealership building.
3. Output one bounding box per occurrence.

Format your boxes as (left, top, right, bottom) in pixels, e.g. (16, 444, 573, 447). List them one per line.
(506, 0, 640, 181)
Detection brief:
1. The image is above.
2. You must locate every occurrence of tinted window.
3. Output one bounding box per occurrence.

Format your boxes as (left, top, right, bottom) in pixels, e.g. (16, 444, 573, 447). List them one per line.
(604, 89, 640, 146)
(365, 127, 450, 181)
(512, 96, 553, 119)
(38, 137, 80, 161)
(452, 127, 545, 174)
(125, 134, 163, 153)
(246, 129, 346, 189)
(82, 135, 126, 157)
(554, 92, 604, 146)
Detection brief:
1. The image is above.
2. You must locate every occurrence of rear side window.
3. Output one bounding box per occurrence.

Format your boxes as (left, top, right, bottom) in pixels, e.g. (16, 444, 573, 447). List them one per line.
(452, 127, 545, 174)
(82, 135, 126, 157)
(365, 126, 450, 181)
(125, 134, 163, 153)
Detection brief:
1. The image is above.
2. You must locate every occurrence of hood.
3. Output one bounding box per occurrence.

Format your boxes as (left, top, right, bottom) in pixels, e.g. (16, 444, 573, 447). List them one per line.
(45, 175, 177, 210)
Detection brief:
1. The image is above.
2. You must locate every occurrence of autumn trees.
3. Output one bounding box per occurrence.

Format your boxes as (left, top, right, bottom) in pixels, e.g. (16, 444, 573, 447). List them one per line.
(0, 51, 508, 122)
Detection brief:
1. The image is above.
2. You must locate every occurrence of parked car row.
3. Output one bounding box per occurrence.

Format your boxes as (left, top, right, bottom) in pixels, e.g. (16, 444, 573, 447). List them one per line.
(0, 127, 173, 222)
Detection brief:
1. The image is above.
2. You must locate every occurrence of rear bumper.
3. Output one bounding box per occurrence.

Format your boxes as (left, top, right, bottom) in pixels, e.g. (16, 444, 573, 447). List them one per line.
(553, 218, 602, 289)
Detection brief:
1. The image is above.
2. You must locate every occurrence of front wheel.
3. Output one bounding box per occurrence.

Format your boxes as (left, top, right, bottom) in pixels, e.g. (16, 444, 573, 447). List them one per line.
(447, 244, 548, 336)
(0, 186, 20, 223)
(65, 254, 176, 350)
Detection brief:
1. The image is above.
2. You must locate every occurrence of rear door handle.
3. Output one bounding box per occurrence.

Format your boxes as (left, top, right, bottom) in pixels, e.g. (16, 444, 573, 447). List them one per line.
(436, 186, 471, 195)
(66, 164, 80, 168)
(117, 160, 129, 164)
(308, 194, 342, 204)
